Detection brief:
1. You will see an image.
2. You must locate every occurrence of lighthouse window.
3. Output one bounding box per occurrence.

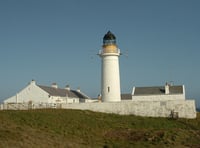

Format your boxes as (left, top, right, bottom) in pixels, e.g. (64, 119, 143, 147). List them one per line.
(108, 87, 110, 93)
(103, 40, 116, 45)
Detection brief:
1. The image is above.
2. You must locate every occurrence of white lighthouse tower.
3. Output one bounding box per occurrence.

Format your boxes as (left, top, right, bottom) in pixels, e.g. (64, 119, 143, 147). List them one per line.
(99, 31, 121, 102)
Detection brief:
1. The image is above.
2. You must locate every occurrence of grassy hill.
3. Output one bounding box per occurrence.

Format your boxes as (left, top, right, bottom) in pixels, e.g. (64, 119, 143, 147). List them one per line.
(0, 109, 200, 148)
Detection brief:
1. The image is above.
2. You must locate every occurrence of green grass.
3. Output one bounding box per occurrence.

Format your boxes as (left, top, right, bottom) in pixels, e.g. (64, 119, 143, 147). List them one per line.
(0, 109, 200, 148)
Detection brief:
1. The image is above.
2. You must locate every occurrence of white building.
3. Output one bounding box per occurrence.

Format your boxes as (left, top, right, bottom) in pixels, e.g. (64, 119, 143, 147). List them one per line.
(98, 31, 121, 102)
(132, 83, 185, 101)
(4, 80, 91, 104)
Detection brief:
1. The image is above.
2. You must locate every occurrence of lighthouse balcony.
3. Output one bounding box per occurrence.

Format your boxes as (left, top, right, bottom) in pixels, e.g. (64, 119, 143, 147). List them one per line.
(98, 48, 120, 56)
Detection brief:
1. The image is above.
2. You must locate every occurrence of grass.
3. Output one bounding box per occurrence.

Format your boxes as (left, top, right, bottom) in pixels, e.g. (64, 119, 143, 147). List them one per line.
(0, 109, 200, 148)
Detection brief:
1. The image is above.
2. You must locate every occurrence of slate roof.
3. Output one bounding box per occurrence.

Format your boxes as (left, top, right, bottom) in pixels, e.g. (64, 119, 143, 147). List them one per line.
(38, 85, 89, 99)
(133, 85, 183, 96)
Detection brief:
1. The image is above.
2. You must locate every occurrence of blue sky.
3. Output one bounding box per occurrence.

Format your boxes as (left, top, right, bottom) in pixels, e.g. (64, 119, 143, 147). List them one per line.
(0, 0, 200, 107)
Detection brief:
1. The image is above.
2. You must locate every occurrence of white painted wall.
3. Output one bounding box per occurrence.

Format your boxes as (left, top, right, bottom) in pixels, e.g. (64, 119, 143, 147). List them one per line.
(65, 97, 79, 103)
(61, 100, 196, 119)
(132, 94, 185, 101)
(132, 85, 185, 101)
(101, 54, 121, 102)
(49, 96, 66, 104)
(3, 81, 81, 104)
(4, 81, 49, 104)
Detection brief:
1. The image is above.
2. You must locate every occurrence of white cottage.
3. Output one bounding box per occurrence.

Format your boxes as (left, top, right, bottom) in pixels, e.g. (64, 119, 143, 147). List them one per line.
(4, 80, 90, 104)
(132, 83, 185, 101)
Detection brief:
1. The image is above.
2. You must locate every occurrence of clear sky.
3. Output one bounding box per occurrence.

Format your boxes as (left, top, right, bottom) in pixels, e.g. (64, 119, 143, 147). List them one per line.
(0, 0, 200, 107)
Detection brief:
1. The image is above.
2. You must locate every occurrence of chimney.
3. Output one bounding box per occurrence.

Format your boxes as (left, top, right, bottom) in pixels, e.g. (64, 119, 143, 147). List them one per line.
(77, 87, 81, 92)
(51, 83, 58, 89)
(30, 79, 36, 85)
(65, 85, 70, 91)
(165, 82, 169, 94)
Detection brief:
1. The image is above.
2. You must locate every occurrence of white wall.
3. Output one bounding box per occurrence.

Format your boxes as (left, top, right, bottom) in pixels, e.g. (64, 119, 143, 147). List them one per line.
(49, 96, 65, 104)
(131, 85, 186, 102)
(132, 94, 185, 101)
(3, 81, 82, 104)
(4, 81, 49, 104)
(61, 100, 196, 119)
(66, 97, 79, 103)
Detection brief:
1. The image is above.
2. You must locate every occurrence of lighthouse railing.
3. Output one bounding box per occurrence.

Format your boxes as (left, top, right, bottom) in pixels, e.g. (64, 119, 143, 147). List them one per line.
(98, 48, 120, 55)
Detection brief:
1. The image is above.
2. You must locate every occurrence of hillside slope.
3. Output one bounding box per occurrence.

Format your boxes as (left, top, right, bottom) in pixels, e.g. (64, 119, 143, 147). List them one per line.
(0, 109, 200, 148)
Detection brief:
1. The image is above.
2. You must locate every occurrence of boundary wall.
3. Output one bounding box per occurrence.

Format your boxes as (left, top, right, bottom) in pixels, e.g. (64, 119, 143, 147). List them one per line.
(1, 100, 196, 119)
(62, 100, 196, 119)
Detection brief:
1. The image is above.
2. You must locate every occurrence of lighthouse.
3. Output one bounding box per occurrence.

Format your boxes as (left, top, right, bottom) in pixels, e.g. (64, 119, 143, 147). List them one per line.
(99, 31, 121, 102)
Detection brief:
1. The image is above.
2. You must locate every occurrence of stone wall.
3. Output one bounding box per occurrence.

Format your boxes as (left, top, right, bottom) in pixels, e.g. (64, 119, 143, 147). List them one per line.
(61, 100, 196, 119)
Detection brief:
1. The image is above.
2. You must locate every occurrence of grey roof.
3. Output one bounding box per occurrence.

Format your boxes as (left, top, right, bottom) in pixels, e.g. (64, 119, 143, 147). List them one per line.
(134, 85, 183, 96)
(38, 85, 89, 99)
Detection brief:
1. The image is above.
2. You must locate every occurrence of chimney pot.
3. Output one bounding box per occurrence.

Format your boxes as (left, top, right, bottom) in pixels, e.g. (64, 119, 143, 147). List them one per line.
(165, 83, 169, 94)
(77, 87, 80, 92)
(65, 85, 70, 90)
(51, 83, 58, 89)
(30, 80, 36, 85)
